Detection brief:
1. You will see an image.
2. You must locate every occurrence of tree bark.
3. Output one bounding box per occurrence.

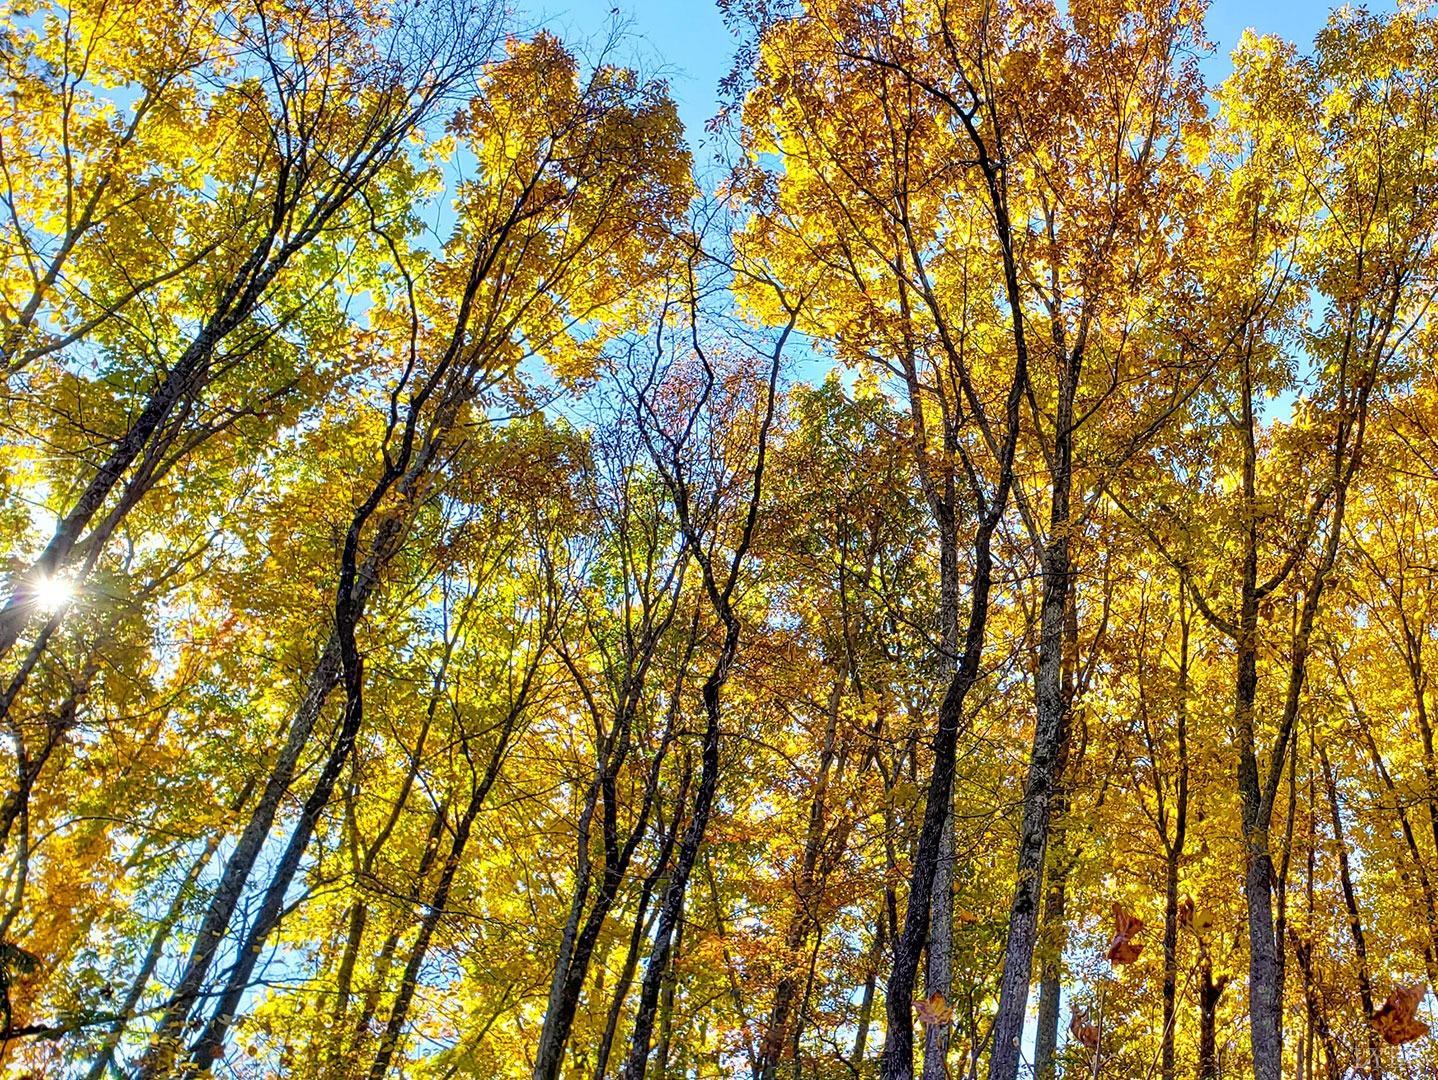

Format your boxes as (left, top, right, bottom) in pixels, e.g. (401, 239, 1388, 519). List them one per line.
(1198, 960, 1228, 1080)
(365, 691, 525, 1080)
(920, 805, 956, 1080)
(534, 606, 694, 1080)
(851, 915, 887, 1069)
(592, 780, 689, 1080)
(1320, 745, 1379, 1075)
(987, 351, 1077, 1080)
(1032, 838, 1069, 1080)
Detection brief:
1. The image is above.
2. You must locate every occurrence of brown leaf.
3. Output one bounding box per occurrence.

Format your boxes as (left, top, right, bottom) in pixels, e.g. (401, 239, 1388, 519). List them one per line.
(1106, 902, 1145, 966)
(1069, 1008, 1100, 1050)
(1372, 984, 1429, 1046)
(916, 990, 953, 1028)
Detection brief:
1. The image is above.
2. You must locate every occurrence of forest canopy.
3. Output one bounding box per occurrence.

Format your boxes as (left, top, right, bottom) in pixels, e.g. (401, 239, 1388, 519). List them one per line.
(2, 0, 1438, 1078)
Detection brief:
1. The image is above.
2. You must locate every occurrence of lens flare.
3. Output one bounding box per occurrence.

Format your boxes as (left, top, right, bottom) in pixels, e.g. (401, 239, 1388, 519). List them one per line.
(31, 574, 75, 615)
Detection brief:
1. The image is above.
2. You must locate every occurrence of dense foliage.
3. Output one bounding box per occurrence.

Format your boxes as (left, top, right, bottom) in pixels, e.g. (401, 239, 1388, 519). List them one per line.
(3, 1, 1438, 1077)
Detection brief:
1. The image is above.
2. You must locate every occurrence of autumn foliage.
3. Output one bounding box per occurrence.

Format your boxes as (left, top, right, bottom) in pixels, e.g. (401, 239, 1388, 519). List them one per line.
(3, 0, 1438, 1078)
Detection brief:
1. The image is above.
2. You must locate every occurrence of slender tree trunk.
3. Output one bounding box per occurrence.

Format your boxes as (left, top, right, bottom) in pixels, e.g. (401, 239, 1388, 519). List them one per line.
(620, 671, 724, 1080)
(1234, 349, 1281, 1080)
(988, 354, 1077, 1080)
(534, 766, 602, 1079)
(852, 916, 887, 1069)
(880, 651, 992, 1080)
(1032, 843, 1069, 1080)
(880, 401, 1023, 1080)
(182, 651, 372, 1075)
(653, 915, 684, 1080)
(1157, 847, 1181, 1080)
(352, 804, 447, 1051)
(1034, 638, 1079, 1080)
(622, 292, 792, 1080)
(878, 93, 1030, 1080)
(1274, 750, 1300, 1055)
(921, 805, 955, 1080)
(81, 778, 254, 1080)
(1289, 930, 1339, 1080)
(366, 725, 514, 1080)
(1320, 746, 1379, 1075)
(1354, 716, 1438, 987)
(134, 630, 346, 1077)
(535, 662, 690, 1080)
(1197, 960, 1227, 1080)
(758, 672, 846, 1080)
(1160, 605, 1190, 1080)
(329, 596, 463, 1066)
(1243, 822, 1283, 1080)
(593, 786, 688, 1080)
(176, 406, 460, 1074)
(329, 899, 369, 1062)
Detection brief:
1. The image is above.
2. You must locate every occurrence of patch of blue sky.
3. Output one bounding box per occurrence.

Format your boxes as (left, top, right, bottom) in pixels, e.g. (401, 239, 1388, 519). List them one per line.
(531, 0, 1399, 411)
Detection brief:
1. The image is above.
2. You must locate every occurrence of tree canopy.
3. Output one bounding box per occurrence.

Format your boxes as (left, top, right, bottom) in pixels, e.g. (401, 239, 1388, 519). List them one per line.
(3, 1, 1438, 1078)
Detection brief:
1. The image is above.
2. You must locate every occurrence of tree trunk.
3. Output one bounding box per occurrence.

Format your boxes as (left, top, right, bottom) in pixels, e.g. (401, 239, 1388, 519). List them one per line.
(1032, 845, 1068, 1080)
(1198, 960, 1228, 1080)
(592, 785, 688, 1080)
(81, 778, 254, 1080)
(987, 462, 1074, 1080)
(920, 805, 955, 1080)
(758, 671, 846, 1080)
(878, 91, 1030, 1080)
(620, 671, 724, 1080)
(535, 648, 692, 1080)
(133, 630, 345, 1077)
(1320, 746, 1379, 1075)
(653, 915, 684, 1080)
(365, 710, 518, 1080)
(1160, 603, 1190, 1080)
(1160, 843, 1181, 1080)
(852, 916, 887, 1069)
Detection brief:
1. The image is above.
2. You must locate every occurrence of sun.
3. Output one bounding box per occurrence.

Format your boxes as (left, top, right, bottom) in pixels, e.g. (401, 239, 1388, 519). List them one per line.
(31, 574, 75, 615)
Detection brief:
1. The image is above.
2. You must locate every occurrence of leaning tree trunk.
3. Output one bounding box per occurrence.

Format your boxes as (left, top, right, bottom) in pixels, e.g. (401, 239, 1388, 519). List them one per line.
(364, 671, 535, 1080)
(620, 659, 726, 1080)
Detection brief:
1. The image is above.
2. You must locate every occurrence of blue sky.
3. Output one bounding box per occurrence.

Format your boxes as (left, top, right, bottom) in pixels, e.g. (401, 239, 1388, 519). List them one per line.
(540, 0, 1399, 148)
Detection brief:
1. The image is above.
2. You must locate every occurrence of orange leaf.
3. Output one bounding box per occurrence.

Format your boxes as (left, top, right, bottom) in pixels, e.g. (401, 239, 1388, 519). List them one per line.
(1372, 985, 1429, 1046)
(916, 990, 953, 1028)
(1106, 902, 1145, 966)
(1069, 1008, 1099, 1050)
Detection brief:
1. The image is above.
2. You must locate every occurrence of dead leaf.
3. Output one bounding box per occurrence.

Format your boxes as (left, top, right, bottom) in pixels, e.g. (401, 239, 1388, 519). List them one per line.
(1372, 984, 1429, 1046)
(1106, 902, 1145, 966)
(1069, 1008, 1099, 1050)
(916, 990, 953, 1028)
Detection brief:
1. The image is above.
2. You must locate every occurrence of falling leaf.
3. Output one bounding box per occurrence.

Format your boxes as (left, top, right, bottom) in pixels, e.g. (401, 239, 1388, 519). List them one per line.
(1107, 902, 1145, 966)
(1372, 985, 1429, 1046)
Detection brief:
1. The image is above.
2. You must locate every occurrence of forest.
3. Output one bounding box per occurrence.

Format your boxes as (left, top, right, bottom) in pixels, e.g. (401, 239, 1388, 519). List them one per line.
(2, 0, 1438, 1076)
